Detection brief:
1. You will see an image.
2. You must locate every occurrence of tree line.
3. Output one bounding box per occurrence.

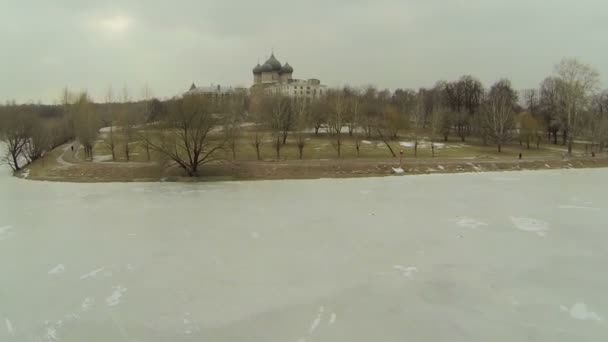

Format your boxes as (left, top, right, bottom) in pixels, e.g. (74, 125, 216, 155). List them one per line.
(1, 58, 606, 176)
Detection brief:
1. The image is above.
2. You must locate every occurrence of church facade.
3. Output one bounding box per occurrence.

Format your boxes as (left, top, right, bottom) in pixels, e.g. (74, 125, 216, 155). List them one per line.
(252, 53, 327, 100)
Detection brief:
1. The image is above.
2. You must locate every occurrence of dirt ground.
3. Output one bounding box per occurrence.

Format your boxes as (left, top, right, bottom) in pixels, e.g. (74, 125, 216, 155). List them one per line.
(17, 142, 608, 182)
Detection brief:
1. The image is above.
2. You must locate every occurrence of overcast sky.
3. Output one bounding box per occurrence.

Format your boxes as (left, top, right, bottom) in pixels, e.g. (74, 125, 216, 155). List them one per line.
(1, 0, 606, 103)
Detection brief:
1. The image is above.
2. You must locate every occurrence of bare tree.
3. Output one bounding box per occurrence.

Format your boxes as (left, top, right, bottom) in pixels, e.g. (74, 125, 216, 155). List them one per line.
(0, 107, 28, 171)
(554, 58, 600, 155)
(119, 86, 135, 161)
(103, 86, 117, 161)
(482, 79, 518, 152)
(73, 92, 98, 160)
(261, 94, 291, 159)
(142, 95, 224, 177)
(293, 99, 309, 159)
(326, 90, 346, 157)
(519, 112, 542, 149)
(222, 92, 245, 160)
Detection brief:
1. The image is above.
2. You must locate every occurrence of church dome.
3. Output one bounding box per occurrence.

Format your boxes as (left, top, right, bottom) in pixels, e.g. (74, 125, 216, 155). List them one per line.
(252, 63, 262, 74)
(264, 53, 282, 71)
(260, 62, 274, 72)
(281, 63, 293, 74)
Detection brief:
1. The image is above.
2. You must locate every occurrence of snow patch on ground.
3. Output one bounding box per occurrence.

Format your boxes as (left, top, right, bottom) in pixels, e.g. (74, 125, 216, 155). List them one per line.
(361, 140, 372, 145)
(393, 265, 418, 277)
(455, 217, 488, 230)
(392, 167, 405, 174)
(81, 297, 94, 311)
(0, 225, 14, 241)
(21, 168, 30, 178)
(105, 286, 127, 306)
(309, 306, 324, 334)
(558, 204, 600, 211)
(510, 217, 549, 237)
(328, 312, 337, 326)
(437, 165, 445, 170)
(5, 318, 14, 335)
(92, 154, 113, 162)
(79, 267, 105, 280)
(48, 264, 66, 275)
(399, 142, 415, 148)
(561, 302, 602, 321)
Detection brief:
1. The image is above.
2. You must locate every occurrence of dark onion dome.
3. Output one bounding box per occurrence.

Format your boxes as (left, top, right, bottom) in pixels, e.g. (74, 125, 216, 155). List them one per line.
(252, 63, 262, 74)
(260, 62, 274, 72)
(281, 62, 293, 74)
(264, 53, 282, 71)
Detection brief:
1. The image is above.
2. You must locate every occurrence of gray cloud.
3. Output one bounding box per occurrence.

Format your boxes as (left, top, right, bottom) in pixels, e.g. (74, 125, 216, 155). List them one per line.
(1, 0, 606, 103)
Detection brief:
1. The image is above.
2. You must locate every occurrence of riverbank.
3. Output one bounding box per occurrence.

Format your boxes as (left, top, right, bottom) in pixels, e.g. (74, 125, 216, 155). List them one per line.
(15, 142, 608, 182)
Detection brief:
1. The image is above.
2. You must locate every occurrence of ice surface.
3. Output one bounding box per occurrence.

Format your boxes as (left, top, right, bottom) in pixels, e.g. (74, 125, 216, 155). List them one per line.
(0, 152, 607, 341)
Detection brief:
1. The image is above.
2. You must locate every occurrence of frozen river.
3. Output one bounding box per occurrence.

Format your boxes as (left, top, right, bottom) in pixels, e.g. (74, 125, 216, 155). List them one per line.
(1, 162, 607, 341)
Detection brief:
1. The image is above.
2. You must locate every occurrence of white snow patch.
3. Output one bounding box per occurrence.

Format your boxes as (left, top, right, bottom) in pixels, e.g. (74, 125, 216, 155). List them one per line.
(510, 217, 549, 237)
(558, 204, 600, 211)
(79, 267, 105, 280)
(0, 225, 14, 241)
(545, 164, 551, 168)
(5, 318, 14, 335)
(399, 141, 415, 148)
(437, 165, 445, 170)
(81, 297, 94, 311)
(21, 168, 30, 178)
(92, 154, 113, 162)
(105, 286, 127, 306)
(455, 217, 487, 230)
(433, 142, 445, 148)
(328, 312, 337, 326)
(392, 167, 405, 174)
(309, 306, 324, 334)
(45, 326, 58, 341)
(48, 264, 66, 275)
(393, 265, 418, 277)
(361, 140, 372, 145)
(564, 302, 602, 321)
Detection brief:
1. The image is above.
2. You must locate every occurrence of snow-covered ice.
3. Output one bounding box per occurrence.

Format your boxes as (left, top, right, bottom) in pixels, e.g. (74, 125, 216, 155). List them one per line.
(1, 150, 607, 341)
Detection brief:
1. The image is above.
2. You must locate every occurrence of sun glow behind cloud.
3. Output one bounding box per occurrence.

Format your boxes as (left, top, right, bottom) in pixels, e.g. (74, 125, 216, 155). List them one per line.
(97, 15, 132, 34)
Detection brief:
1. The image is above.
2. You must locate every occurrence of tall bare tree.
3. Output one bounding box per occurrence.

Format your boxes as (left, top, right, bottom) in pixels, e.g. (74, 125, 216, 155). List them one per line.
(143, 95, 224, 176)
(554, 58, 600, 155)
(326, 90, 346, 157)
(103, 86, 117, 161)
(482, 79, 518, 152)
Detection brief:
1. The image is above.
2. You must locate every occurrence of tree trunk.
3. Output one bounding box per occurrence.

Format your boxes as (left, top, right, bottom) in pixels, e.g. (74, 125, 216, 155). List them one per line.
(526, 137, 530, 149)
(255, 145, 261, 160)
(356, 144, 360, 157)
(275, 136, 280, 159)
(568, 137, 573, 156)
(377, 129, 396, 157)
(282, 131, 288, 145)
(314, 126, 320, 135)
(497, 143, 502, 152)
(443, 134, 448, 142)
(298, 146, 303, 159)
(11, 153, 20, 171)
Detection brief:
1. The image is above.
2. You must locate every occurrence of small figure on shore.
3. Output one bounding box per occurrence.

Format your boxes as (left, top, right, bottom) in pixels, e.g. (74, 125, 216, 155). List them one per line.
(518, 153, 522, 160)
(71, 145, 74, 152)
